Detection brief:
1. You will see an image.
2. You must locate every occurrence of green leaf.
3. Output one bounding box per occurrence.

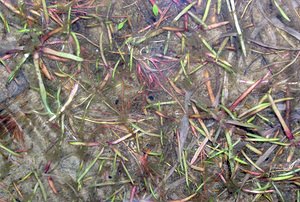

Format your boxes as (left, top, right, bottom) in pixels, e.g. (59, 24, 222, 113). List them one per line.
(42, 47, 83, 62)
(8, 53, 30, 83)
(33, 52, 54, 115)
(152, 4, 159, 16)
(117, 19, 127, 30)
(273, 0, 290, 22)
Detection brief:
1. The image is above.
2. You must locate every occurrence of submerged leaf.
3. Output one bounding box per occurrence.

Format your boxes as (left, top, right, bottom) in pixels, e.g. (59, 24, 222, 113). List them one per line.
(152, 4, 159, 16)
(117, 19, 127, 30)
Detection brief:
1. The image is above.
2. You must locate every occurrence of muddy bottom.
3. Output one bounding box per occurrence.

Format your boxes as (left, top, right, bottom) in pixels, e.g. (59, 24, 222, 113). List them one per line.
(0, 0, 300, 201)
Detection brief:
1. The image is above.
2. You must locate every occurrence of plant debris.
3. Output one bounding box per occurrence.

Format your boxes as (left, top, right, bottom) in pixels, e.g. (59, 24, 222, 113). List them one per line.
(0, 0, 299, 201)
